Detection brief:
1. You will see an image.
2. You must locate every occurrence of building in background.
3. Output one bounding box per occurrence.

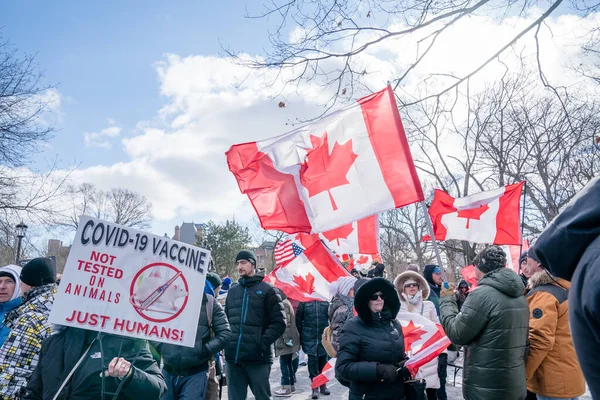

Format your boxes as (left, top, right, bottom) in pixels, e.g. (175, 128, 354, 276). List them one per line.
(45, 239, 71, 273)
(255, 241, 276, 273)
(173, 222, 206, 245)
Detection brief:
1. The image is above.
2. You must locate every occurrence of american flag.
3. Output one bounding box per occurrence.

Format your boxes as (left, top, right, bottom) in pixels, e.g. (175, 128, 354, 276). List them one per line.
(274, 238, 304, 267)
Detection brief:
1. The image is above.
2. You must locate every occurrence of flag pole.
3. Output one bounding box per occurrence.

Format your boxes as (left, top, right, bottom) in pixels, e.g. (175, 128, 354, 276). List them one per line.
(420, 201, 447, 281)
(518, 181, 527, 274)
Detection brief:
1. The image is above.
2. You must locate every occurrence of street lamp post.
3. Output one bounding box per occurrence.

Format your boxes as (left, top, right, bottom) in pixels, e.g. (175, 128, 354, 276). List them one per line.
(15, 221, 28, 264)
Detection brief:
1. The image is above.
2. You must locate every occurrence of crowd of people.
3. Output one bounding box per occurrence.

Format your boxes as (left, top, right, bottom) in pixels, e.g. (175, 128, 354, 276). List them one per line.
(0, 179, 597, 400)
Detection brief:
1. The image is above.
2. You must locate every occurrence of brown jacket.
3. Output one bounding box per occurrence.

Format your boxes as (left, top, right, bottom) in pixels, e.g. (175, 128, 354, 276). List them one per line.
(274, 298, 301, 356)
(525, 271, 586, 398)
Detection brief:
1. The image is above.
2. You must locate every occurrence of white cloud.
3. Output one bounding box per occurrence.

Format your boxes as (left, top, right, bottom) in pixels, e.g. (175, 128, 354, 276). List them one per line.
(83, 126, 122, 149)
(62, 10, 599, 237)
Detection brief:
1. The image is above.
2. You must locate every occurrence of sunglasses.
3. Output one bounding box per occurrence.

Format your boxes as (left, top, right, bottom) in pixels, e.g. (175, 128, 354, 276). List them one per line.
(370, 292, 387, 301)
(404, 283, 419, 288)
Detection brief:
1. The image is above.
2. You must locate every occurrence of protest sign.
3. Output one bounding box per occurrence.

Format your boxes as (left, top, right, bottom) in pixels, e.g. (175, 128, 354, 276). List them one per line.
(49, 215, 210, 347)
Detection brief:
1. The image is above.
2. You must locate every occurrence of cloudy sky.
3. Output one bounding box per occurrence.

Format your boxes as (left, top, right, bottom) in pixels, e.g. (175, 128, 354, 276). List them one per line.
(2, 1, 598, 244)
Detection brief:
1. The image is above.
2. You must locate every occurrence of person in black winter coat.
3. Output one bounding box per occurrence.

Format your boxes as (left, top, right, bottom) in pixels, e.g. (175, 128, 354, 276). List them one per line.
(531, 176, 600, 400)
(336, 277, 408, 400)
(224, 250, 286, 400)
(152, 293, 230, 400)
(422, 264, 447, 400)
(296, 300, 330, 398)
(24, 327, 166, 400)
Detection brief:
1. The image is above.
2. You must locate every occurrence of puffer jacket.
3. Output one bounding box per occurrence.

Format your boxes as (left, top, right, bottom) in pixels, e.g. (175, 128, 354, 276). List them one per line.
(224, 275, 286, 364)
(423, 265, 441, 316)
(394, 271, 439, 389)
(0, 284, 56, 399)
(525, 271, 585, 398)
(296, 300, 329, 356)
(24, 327, 166, 399)
(336, 278, 406, 400)
(531, 176, 600, 399)
(328, 294, 354, 353)
(152, 293, 230, 376)
(275, 294, 300, 357)
(440, 268, 529, 400)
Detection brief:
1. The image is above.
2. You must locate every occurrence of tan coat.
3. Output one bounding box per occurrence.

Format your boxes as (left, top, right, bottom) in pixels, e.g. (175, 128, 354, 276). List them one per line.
(526, 271, 586, 398)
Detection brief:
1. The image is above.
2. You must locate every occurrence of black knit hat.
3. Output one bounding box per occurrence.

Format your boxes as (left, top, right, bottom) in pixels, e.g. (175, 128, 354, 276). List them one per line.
(206, 272, 222, 289)
(20, 258, 56, 287)
(235, 250, 257, 266)
(474, 246, 506, 274)
(527, 248, 541, 264)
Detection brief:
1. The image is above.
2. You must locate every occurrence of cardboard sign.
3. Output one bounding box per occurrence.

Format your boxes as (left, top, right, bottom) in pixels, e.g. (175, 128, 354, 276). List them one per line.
(49, 216, 210, 347)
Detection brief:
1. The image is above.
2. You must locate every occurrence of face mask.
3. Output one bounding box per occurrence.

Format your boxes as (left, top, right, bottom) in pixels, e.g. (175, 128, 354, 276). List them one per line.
(403, 290, 422, 306)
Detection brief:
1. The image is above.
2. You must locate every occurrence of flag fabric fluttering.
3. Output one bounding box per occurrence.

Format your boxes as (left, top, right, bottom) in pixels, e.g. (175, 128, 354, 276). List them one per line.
(226, 86, 424, 234)
(461, 265, 479, 288)
(273, 239, 305, 267)
(423, 182, 525, 245)
(397, 312, 451, 376)
(295, 214, 380, 255)
(264, 241, 351, 302)
(311, 358, 336, 389)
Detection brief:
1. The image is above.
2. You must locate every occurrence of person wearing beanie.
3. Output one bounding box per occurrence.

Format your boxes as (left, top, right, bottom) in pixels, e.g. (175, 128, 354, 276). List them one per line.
(224, 249, 285, 400)
(523, 248, 586, 399)
(0, 258, 56, 398)
(406, 264, 420, 273)
(0, 265, 21, 348)
(367, 261, 385, 278)
(328, 276, 358, 357)
(350, 268, 359, 278)
(422, 264, 443, 317)
(439, 246, 529, 400)
(206, 272, 222, 296)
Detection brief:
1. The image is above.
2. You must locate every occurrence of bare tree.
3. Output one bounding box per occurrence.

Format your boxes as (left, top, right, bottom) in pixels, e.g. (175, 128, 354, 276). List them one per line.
(226, 0, 587, 112)
(65, 183, 153, 230)
(0, 36, 55, 167)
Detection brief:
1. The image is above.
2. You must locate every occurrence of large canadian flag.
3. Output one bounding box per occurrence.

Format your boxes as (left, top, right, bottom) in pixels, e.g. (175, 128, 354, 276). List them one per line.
(265, 241, 351, 302)
(226, 86, 424, 234)
(423, 182, 525, 245)
(295, 215, 379, 255)
(398, 312, 451, 376)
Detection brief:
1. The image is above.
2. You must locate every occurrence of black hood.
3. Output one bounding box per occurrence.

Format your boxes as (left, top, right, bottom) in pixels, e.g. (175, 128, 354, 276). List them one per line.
(238, 275, 264, 287)
(354, 278, 400, 325)
(423, 264, 440, 286)
(532, 177, 600, 281)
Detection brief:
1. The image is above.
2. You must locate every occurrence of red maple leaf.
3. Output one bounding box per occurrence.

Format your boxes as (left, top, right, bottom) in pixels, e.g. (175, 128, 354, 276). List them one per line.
(356, 255, 369, 265)
(402, 320, 427, 353)
(456, 204, 490, 228)
(321, 223, 354, 246)
(293, 273, 316, 294)
(299, 132, 358, 210)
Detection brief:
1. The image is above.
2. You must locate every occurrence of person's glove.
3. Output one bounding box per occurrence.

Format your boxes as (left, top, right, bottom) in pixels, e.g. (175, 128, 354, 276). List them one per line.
(376, 363, 398, 383)
(440, 282, 455, 297)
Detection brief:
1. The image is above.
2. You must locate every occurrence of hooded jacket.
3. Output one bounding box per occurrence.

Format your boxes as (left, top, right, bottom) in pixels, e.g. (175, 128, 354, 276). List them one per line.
(394, 271, 439, 389)
(24, 327, 166, 400)
(296, 300, 329, 356)
(328, 293, 355, 353)
(152, 293, 230, 376)
(531, 176, 600, 399)
(274, 291, 300, 357)
(0, 265, 22, 348)
(525, 271, 585, 398)
(440, 268, 529, 400)
(422, 265, 441, 316)
(224, 275, 286, 364)
(336, 278, 406, 400)
(0, 284, 56, 399)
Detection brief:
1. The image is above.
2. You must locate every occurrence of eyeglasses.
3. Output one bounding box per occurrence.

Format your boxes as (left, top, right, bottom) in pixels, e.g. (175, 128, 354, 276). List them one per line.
(370, 292, 386, 301)
(404, 283, 419, 288)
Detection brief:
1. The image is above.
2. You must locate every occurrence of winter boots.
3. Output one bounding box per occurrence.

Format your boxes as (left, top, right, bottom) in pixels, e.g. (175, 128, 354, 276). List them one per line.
(311, 388, 320, 399)
(320, 384, 330, 395)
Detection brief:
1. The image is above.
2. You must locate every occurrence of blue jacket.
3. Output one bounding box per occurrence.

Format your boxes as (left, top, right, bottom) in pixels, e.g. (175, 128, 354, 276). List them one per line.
(0, 298, 22, 347)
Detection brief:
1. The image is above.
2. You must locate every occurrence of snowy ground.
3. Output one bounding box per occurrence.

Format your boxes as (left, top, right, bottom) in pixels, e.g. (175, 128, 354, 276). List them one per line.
(222, 353, 593, 399)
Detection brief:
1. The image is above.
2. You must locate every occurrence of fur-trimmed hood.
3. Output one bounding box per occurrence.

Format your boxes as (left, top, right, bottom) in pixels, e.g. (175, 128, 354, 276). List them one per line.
(528, 270, 570, 290)
(354, 277, 400, 325)
(394, 271, 430, 300)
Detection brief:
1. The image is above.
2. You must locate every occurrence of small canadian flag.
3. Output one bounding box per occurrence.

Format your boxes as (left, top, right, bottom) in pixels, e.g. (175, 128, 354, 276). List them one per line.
(423, 182, 525, 245)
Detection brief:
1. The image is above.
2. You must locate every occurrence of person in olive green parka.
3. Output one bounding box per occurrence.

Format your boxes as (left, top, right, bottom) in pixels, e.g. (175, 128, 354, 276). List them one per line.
(440, 246, 530, 400)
